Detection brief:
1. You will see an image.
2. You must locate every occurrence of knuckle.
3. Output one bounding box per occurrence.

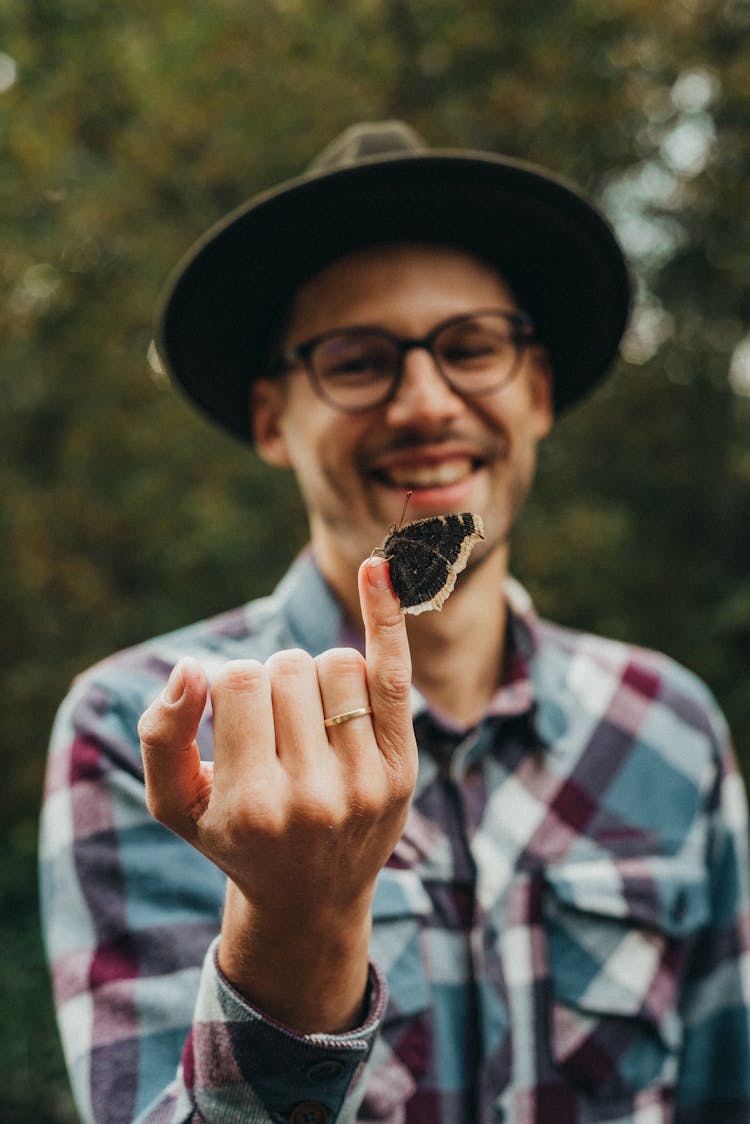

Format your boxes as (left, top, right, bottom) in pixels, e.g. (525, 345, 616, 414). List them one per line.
(211, 658, 266, 695)
(265, 647, 316, 681)
(391, 764, 419, 802)
(213, 656, 266, 687)
(376, 660, 413, 701)
(137, 707, 177, 753)
(373, 607, 409, 638)
(315, 646, 366, 682)
(348, 780, 384, 819)
(136, 708, 159, 747)
(227, 798, 285, 845)
(376, 732, 419, 791)
(292, 789, 340, 831)
(378, 605, 406, 632)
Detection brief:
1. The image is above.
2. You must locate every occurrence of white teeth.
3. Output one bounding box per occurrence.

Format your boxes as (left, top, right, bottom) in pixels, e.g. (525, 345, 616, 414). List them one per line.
(386, 460, 473, 488)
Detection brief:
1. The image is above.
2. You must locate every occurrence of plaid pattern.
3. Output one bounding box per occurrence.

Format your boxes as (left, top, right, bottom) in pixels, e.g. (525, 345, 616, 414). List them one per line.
(40, 553, 750, 1122)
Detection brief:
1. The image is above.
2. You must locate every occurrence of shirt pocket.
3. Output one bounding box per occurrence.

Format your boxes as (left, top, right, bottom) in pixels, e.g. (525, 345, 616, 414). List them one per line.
(543, 855, 709, 1099)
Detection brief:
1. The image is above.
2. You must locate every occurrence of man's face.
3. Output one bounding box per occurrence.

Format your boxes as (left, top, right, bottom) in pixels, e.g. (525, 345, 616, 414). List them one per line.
(252, 243, 553, 585)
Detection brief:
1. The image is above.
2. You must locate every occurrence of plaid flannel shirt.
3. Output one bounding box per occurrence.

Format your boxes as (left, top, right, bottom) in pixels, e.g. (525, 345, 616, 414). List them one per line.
(40, 553, 750, 1122)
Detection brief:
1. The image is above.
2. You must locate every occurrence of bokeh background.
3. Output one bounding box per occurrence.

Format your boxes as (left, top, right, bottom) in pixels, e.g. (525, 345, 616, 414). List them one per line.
(1, 1, 749, 1118)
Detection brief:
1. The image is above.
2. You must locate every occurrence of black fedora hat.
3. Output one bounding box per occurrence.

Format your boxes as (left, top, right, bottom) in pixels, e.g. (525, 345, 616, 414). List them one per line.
(154, 120, 631, 444)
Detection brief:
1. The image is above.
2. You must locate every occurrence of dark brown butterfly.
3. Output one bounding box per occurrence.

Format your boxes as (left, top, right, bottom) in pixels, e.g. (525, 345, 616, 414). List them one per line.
(376, 499, 485, 614)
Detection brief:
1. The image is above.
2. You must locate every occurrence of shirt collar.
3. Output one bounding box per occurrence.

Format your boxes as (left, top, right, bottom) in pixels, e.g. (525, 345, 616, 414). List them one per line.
(408, 574, 540, 731)
(273, 548, 354, 656)
(270, 550, 555, 744)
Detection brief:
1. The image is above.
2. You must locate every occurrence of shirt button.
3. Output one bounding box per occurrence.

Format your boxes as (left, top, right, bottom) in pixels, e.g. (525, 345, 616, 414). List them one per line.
(289, 1101, 330, 1124)
(306, 1060, 345, 1081)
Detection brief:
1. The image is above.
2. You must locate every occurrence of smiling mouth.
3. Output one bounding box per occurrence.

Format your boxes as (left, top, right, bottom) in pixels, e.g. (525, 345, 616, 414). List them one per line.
(371, 456, 481, 490)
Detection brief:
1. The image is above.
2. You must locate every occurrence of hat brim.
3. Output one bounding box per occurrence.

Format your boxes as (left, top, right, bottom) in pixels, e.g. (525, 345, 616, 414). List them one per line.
(156, 151, 631, 443)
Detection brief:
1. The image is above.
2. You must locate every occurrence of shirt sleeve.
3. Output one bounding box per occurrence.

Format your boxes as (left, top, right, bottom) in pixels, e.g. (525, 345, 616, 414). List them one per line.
(39, 663, 384, 1124)
(675, 704, 750, 1123)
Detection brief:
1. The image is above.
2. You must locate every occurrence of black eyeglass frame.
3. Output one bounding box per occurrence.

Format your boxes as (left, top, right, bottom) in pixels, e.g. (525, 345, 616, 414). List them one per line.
(269, 308, 537, 414)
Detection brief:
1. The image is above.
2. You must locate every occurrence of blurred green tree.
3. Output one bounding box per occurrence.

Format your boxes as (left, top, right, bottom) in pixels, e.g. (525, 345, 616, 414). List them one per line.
(0, 0, 747, 1116)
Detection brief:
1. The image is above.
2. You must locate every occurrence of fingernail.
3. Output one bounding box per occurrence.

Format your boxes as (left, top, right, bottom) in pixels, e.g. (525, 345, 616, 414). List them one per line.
(162, 660, 186, 704)
(366, 555, 391, 590)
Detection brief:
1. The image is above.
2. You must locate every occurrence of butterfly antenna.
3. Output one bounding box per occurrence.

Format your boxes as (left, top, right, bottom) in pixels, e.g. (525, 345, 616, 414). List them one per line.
(398, 490, 413, 530)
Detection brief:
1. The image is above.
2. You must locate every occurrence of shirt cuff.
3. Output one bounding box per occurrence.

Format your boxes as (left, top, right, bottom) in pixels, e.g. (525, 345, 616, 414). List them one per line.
(186, 937, 386, 1122)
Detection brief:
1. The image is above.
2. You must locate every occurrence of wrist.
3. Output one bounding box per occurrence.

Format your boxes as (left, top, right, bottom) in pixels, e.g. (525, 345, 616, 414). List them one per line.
(218, 879, 374, 1034)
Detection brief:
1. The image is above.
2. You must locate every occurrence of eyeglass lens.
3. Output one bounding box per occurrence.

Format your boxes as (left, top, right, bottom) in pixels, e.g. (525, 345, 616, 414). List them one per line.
(310, 313, 527, 409)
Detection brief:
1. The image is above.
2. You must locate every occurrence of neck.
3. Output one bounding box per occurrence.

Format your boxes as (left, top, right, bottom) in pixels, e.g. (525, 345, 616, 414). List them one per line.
(406, 547, 508, 726)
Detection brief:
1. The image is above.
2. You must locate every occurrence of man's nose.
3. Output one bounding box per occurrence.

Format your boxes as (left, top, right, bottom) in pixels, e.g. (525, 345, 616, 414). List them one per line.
(384, 346, 464, 428)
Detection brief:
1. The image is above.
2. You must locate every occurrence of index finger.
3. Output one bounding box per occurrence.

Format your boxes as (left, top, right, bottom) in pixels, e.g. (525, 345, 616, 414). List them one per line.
(358, 556, 414, 755)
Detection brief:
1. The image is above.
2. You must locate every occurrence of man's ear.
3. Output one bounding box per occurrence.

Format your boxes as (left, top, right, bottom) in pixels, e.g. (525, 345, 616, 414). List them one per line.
(251, 379, 292, 466)
(529, 350, 554, 439)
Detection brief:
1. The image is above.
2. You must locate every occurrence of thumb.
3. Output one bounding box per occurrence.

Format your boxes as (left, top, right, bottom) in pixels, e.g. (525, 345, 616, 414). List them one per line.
(138, 656, 211, 833)
(358, 556, 415, 762)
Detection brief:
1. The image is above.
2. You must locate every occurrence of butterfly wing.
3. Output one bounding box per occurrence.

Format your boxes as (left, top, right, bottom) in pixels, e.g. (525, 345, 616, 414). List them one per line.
(382, 512, 485, 614)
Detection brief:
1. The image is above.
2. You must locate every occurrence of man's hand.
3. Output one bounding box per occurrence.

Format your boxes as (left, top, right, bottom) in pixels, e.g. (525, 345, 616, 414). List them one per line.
(137, 556, 417, 1033)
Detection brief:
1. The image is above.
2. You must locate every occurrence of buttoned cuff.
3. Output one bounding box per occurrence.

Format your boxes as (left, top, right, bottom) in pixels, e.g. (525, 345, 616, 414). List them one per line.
(186, 937, 386, 1123)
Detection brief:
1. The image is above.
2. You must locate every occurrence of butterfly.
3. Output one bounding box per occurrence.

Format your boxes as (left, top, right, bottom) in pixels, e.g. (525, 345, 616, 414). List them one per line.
(376, 501, 485, 615)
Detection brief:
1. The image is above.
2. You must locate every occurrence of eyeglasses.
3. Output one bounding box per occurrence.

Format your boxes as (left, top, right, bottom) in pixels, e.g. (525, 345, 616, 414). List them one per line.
(270, 309, 537, 413)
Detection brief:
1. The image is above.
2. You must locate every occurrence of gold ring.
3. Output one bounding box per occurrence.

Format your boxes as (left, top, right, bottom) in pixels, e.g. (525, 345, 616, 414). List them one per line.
(323, 706, 373, 728)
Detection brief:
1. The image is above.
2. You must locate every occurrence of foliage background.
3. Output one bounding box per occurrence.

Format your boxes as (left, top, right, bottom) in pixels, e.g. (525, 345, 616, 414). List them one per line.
(1, 0, 748, 1118)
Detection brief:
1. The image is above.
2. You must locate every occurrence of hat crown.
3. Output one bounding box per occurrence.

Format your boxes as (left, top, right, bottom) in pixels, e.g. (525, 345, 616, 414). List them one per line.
(160, 119, 630, 442)
(307, 120, 427, 173)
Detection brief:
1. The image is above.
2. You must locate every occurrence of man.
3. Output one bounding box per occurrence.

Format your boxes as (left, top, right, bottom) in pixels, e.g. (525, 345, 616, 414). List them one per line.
(41, 122, 750, 1123)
